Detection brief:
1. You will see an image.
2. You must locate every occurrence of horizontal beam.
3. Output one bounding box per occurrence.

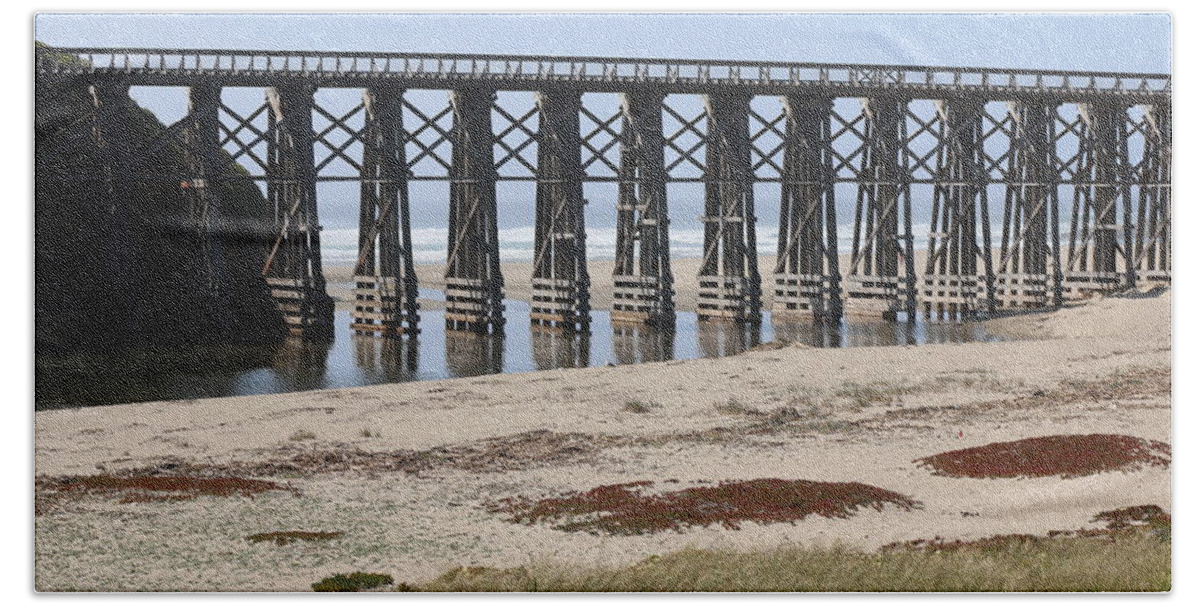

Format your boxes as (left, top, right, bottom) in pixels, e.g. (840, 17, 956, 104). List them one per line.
(37, 46, 1169, 103)
(41, 173, 1166, 186)
(38, 45, 1169, 81)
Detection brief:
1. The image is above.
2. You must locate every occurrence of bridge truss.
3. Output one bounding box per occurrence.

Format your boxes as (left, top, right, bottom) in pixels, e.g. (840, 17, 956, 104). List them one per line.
(36, 47, 1171, 337)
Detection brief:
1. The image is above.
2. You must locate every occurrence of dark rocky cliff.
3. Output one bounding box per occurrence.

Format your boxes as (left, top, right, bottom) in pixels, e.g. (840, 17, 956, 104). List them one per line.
(35, 49, 286, 366)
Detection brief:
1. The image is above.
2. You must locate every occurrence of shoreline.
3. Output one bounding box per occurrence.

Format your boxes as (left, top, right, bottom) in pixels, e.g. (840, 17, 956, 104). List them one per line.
(325, 251, 963, 313)
(33, 288, 1171, 590)
(326, 257, 707, 313)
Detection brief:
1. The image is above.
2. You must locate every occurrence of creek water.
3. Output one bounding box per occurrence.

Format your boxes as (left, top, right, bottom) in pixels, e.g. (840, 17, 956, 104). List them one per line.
(34, 287, 998, 410)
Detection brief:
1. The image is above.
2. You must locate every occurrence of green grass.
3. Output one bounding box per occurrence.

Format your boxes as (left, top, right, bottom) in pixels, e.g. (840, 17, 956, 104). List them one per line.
(312, 571, 395, 592)
(406, 535, 1169, 592)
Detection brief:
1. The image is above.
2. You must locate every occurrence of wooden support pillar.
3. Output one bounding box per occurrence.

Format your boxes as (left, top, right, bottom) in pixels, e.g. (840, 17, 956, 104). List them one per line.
(1119, 107, 1137, 292)
(1063, 102, 1129, 299)
(844, 96, 914, 320)
(772, 94, 842, 321)
(612, 90, 674, 328)
(920, 96, 992, 319)
(263, 83, 334, 339)
(697, 91, 761, 323)
(1134, 103, 1171, 285)
(995, 101, 1058, 310)
(1050, 154, 1064, 309)
(531, 89, 590, 333)
(446, 87, 504, 334)
(352, 84, 420, 337)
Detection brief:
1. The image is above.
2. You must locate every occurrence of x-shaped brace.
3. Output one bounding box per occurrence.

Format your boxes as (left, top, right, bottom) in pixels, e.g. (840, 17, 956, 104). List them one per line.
(403, 100, 453, 172)
(493, 104, 539, 174)
(312, 103, 366, 173)
(662, 103, 707, 173)
(580, 106, 622, 174)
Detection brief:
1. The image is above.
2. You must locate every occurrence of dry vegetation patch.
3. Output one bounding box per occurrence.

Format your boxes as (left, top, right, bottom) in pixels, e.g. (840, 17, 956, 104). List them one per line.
(883, 504, 1172, 554)
(36, 473, 291, 514)
(246, 530, 345, 546)
(488, 478, 920, 535)
(126, 429, 615, 480)
(914, 434, 1171, 479)
(852, 366, 1171, 432)
(1092, 505, 1171, 536)
(622, 400, 661, 414)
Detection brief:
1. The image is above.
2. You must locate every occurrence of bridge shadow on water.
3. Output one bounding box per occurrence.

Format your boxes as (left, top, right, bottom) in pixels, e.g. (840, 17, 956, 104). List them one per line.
(35, 289, 999, 410)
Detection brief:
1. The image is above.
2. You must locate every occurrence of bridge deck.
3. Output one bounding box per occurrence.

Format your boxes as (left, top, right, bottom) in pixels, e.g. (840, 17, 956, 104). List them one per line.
(36, 47, 1169, 102)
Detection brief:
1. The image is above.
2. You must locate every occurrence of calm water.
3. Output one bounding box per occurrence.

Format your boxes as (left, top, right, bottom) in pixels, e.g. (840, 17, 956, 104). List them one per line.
(35, 287, 998, 410)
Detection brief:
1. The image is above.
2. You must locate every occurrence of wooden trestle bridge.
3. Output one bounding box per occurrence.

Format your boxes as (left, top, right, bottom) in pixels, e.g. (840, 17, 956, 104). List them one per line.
(36, 47, 1171, 338)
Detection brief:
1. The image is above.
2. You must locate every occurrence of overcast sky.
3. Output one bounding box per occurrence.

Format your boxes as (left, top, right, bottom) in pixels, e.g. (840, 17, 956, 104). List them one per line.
(32, 13, 1173, 237)
(34, 13, 1170, 73)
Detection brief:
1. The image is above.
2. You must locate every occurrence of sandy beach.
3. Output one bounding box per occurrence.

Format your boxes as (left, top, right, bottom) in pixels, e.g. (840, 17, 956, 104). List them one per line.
(33, 287, 1171, 591)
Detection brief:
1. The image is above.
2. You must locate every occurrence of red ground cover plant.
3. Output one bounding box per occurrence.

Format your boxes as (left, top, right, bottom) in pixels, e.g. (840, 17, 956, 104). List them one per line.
(488, 478, 920, 535)
(913, 434, 1171, 479)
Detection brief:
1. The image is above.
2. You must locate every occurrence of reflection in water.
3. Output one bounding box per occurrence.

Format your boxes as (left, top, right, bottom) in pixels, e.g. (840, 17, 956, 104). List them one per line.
(353, 336, 419, 384)
(844, 320, 916, 347)
(531, 328, 591, 370)
(445, 330, 504, 377)
(35, 345, 273, 408)
(612, 324, 675, 365)
(773, 316, 995, 349)
(269, 338, 334, 392)
(37, 288, 1002, 409)
(912, 319, 994, 345)
(773, 317, 844, 348)
(697, 320, 764, 358)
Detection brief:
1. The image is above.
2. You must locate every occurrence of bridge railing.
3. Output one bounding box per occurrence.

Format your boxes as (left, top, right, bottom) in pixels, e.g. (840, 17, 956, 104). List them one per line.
(36, 46, 1170, 96)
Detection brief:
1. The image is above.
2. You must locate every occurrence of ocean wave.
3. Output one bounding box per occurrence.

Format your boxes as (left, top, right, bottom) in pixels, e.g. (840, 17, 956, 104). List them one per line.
(321, 222, 1071, 264)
